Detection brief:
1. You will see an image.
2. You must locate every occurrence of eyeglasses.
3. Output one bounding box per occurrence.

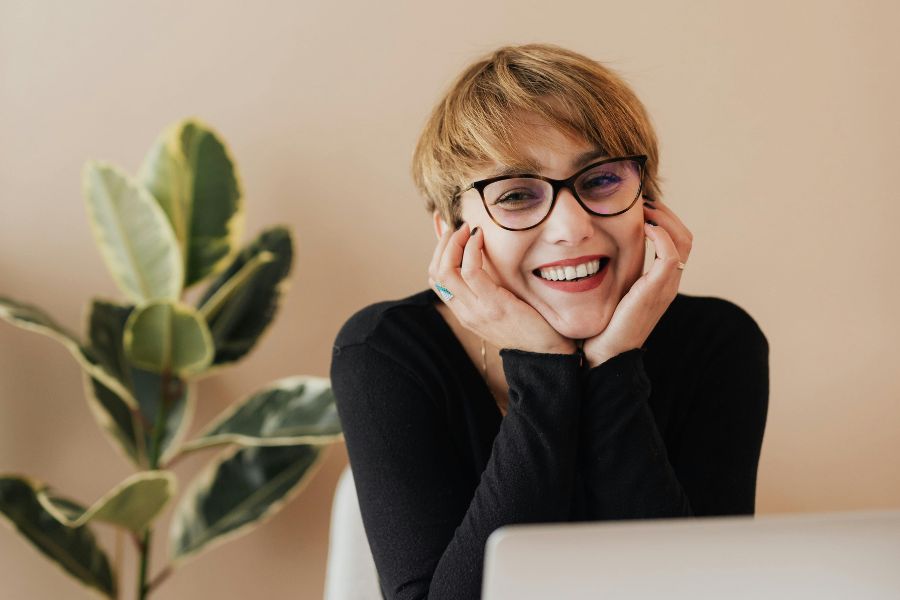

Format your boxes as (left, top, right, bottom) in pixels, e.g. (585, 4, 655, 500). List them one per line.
(455, 155, 648, 231)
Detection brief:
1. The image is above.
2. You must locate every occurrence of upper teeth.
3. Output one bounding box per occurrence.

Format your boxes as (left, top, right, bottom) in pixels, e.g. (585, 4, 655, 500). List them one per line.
(538, 259, 603, 281)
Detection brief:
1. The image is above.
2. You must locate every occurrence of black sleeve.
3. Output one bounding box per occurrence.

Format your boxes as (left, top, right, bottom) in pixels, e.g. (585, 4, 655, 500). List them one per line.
(573, 310, 769, 521)
(331, 342, 582, 600)
(666, 311, 770, 516)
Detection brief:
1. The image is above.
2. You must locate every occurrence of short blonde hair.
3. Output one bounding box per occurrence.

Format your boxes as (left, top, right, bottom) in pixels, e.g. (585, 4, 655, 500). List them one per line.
(411, 43, 663, 226)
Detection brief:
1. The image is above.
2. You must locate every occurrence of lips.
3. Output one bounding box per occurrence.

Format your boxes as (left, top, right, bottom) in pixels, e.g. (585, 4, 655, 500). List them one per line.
(532, 255, 609, 280)
(533, 254, 609, 270)
(532, 256, 610, 293)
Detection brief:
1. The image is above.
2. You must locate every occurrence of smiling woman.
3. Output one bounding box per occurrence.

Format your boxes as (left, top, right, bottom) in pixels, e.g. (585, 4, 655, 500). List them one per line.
(329, 43, 769, 600)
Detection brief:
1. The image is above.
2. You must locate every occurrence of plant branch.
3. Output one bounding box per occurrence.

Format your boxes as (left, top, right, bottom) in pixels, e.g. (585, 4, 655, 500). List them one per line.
(131, 406, 155, 432)
(146, 565, 173, 594)
(137, 529, 152, 600)
(114, 528, 123, 600)
(137, 368, 178, 599)
(159, 440, 208, 470)
(160, 449, 188, 471)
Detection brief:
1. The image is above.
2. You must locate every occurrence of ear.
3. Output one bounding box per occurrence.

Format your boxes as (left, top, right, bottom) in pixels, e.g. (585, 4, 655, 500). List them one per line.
(432, 210, 448, 241)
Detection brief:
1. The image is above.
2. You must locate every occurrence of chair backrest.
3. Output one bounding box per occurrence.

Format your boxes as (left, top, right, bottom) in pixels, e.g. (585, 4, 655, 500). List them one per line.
(324, 464, 382, 599)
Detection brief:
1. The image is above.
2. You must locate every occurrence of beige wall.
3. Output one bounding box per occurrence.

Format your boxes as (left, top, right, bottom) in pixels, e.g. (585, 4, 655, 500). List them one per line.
(1, 1, 898, 598)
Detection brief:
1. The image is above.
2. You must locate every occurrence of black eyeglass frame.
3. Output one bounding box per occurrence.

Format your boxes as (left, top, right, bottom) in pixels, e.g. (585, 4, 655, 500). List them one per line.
(454, 154, 649, 232)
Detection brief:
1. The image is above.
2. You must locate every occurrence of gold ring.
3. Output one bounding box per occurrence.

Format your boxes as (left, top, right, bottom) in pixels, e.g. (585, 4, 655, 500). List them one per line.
(677, 262, 686, 271)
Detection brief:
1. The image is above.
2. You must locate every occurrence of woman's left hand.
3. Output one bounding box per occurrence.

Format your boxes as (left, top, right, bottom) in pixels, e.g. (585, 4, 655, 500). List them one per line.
(581, 196, 693, 368)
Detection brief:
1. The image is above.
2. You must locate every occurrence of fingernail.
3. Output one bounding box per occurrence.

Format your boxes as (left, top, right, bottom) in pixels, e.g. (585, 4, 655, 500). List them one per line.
(645, 219, 658, 226)
(641, 194, 653, 201)
(643, 202, 655, 209)
(470, 226, 479, 237)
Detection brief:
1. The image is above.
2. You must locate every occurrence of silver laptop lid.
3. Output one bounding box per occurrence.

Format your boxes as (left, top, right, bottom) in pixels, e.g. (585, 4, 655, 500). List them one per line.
(482, 509, 900, 600)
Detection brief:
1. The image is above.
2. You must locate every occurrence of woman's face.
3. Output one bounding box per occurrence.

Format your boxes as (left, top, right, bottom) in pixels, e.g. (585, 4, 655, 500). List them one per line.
(451, 116, 647, 340)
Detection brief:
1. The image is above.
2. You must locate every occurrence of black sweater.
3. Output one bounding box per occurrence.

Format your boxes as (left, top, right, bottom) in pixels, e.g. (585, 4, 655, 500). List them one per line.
(330, 289, 769, 599)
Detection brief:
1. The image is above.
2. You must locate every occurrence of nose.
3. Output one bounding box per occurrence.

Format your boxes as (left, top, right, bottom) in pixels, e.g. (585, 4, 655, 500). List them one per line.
(541, 187, 594, 245)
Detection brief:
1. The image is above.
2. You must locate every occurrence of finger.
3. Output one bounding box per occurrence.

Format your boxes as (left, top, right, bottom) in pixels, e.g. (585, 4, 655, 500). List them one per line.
(461, 227, 483, 271)
(428, 224, 456, 279)
(643, 204, 691, 262)
(646, 221, 678, 258)
(460, 227, 484, 286)
(459, 227, 499, 298)
(459, 227, 483, 286)
(438, 224, 470, 275)
(434, 226, 477, 304)
(643, 196, 691, 238)
(430, 268, 472, 305)
(644, 222, 684, 279)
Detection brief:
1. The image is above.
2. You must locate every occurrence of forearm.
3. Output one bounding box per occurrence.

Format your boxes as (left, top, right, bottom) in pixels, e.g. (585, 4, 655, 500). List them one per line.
(428, 349, 582, 597)
(334, 342, 584, 600)
(573, 348, 692, 521)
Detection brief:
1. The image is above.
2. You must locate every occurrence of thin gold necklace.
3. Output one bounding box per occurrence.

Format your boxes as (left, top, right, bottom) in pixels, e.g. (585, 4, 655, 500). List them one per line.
(481, 338, 507, 415)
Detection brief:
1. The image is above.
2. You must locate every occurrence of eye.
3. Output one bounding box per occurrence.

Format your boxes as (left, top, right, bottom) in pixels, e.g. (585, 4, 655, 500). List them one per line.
(487, 181, 547, 211)
(494, 190, 538, 205)
(582, 173, 622, 189)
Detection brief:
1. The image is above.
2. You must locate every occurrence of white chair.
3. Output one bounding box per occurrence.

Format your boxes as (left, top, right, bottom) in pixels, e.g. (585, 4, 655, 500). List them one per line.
(324, 464, 382, 599)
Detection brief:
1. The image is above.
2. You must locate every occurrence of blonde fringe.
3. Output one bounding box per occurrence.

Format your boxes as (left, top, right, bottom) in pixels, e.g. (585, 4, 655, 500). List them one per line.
(411, 43, 663, 226)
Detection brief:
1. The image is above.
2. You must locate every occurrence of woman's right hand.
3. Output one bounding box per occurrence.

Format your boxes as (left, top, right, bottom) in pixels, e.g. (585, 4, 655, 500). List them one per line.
(428, 224, 576, 356)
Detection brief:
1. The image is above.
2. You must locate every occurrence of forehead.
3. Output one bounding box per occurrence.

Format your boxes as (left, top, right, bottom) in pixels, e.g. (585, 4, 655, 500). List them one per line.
(470, 116, 608, 180)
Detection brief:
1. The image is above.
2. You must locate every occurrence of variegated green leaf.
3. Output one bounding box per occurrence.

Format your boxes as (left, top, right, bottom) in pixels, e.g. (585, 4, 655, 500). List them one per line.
(83, 161, 183, 303)
(139, 118, 244, 287)
(37, 494, 86, 523)
(38, 471, 175, 533)
(124, 300, 213, 376)
(181, 376, 341, 453)
(0, 296, 135, 407)
(0, 476, 116, 599)
(82, 375, 146, 467)
(85, 300, 195, 467)
(196, 227, 293, 369)
(170, 444, 323, 564)
(131, 367, 195, 466)
(197, 250, 275, 323)
(88, 300, 136, 380)
(83, 373, 194, 469)
(85, 300, 146, 466)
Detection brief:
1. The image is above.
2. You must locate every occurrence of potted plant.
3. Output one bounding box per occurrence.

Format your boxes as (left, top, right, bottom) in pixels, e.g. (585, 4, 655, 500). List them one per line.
(0, 118, 342, 599)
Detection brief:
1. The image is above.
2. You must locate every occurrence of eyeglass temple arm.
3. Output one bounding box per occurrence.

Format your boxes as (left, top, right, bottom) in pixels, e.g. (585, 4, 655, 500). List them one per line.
(453, 183, 475, 200)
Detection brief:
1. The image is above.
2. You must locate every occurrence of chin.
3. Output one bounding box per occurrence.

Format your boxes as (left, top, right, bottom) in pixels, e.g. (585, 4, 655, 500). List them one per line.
(545, 307, 612, 341)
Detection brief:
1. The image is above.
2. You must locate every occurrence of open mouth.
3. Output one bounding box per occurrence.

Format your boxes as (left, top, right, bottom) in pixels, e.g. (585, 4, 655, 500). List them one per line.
(533, 257, 610, 282)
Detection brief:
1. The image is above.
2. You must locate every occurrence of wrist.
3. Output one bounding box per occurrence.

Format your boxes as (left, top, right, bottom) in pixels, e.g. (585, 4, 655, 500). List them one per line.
(584, 343, 618, 369)
(542, 340, 578, 356)
(586, 354, 613, 369)
(585, 345, 645, 369)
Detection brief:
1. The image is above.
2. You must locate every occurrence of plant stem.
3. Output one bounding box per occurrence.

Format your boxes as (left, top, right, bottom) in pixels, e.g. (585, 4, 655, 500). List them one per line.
(148, 370, 173, 468)
(136, 368, 176, 599)
(114, 528, 123, 600)
(146, 565, 172, 594)
(137, 529, 152, 600)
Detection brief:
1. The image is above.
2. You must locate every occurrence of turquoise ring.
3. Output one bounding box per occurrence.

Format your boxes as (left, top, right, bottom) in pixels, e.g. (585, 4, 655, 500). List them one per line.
(435, 282, 454, 302)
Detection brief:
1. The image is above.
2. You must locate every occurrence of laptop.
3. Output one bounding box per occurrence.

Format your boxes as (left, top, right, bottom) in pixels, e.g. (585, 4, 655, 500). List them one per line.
(482, 509, 900, 599)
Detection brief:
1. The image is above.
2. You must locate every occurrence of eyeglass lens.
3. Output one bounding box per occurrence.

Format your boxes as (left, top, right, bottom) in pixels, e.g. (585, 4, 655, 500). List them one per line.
(482, 158, 643, 230)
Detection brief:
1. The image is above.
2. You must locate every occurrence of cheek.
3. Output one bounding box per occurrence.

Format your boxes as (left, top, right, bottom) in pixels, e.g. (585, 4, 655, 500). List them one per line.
(459, 196, 490, 229)
(480, 234, 531, 287)
(615, 227, 647, 285)
(625, 227, 646, 259)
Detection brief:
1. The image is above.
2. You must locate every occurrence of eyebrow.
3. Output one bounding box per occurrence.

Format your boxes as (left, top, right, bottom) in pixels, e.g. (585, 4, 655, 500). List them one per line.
(491, 147, 609, 178)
